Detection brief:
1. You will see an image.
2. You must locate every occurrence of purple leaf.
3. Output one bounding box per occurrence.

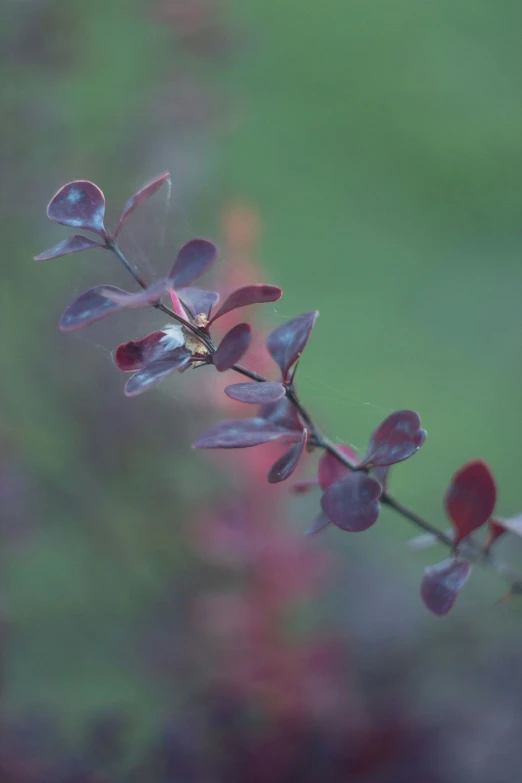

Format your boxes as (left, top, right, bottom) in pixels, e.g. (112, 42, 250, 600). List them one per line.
(47, 181, 107, 237)
(213, 323, 252, 371)
(321, 472, 382, 532)
(114, 327, 185, 372)
(209, 285, 282, 324)
(59, 285, 124, 332)
(267, 311, 318, 380)
(259, 396, 302, 432)
(169, 239, 218, 288)
(318, 445, 359, 491)
(445, 460, 497, 546)
(420, 558, 472, 616)
(224, 382, 286, 404)
(100, 280, 167, 308)
(178, 287, 219, 320)
(192, 418, 286, 449)
(370, 465, 390, 492)
(304, 513, 331, 536)
(267, 429, 307, 484)
(124, 351, 191, 397)
(363, 410, 426, 468)
(34, 235, 103, 261)
(114, 172, 170, 239)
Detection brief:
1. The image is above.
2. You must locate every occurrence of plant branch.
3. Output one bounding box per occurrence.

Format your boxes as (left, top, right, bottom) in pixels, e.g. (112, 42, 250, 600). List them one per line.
(112, 242, 522, 597)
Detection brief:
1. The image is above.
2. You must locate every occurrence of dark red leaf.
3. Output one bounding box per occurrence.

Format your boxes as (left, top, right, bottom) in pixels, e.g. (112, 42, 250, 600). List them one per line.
(485, 514, 522, 551)
(290, 479, 319, 495)
(363, 410, 426, 468)
(114, 172, 170, 239)
(124, 351, 191, 396)
(59, 286, 124, 332)
(168, 239, 218, 288)
(114, 327, 185, 372)
(318, 444, 359, 491)
(192, 418, 287, 449)
(213, 323, 252, 371)
(224, 382, 285, 404)
(445, 460, 497, 545)
(34, 235, 103, 261)
(321, 472, 382, 532)
(266, 311, 318, 380)
(47, 181, 106, 237)
(100, 280, 167, 308)
(259, 396, 302, 432)
(420, 557, 472, 616)
(370, 465, 390, 492)
(209, 285, 282, 324)
(178, 287, 219, 320)
(267, 429, 307, 484)
(304, 513, 331, 536)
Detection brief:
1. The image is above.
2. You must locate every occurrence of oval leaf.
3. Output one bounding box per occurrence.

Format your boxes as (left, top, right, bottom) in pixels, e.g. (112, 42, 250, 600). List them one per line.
(114, 172, 170, 239)
(59, 285, 124, 332)
(114, 327, 185, 372)
(321, 472, 382, 532)
(124, 351, 191, 397)
(304, 513, 331, 536)
(266, 311, 318, 380)
(210, 285, 282, 324)
(192, 418, 286, 449)
(169, 239, 218, 288)
(259, 396, 302, 432)
(100, 280, 167, 308)
(363, 410, 426, 468)
(47, 181, 106, 236)
(445, 460, 497, 545)
(213, 323, 252, 372)
(178, 287, 219, 320)
(224, 382, 286, 404)
(318, 444, 359, 491)
(420, 558, 472, 616)
(267, 428, 307, 484)
(34, 235, 103, 261)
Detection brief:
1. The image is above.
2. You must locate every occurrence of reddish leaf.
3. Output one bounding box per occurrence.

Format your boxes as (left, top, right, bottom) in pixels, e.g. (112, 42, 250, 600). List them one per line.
(267, 311, 318, 380)
(209, 285, 282, 324)
(100, 280, 167, 308)
(267, 429, 307, 484)
(445, 460, 497, 545)
(420, 558, 472, 616)
(169, 239, 218, 288)
(213, 323, 252, 371)
(318, 444, 359, 491)
(125, 351, 191, 396)
(34, 235, 103, 261)
(363, 410, 426, 468)
(47, 181, 106, 237)
(224, 382, 285, 404)
(178, 287, 219, 320)
(290, 479, 319, 495)
(192, 418, 286, 449)
(304, 513, 331, 536)
(370, 465, 390, 492)
(114, 172, 170, 239)
(321, 472, 382, 532)
(259, 396, 302, 432)
(59, 286, 124, 332)
(114, 327, 185, 372)
(485, 514, 522, 551)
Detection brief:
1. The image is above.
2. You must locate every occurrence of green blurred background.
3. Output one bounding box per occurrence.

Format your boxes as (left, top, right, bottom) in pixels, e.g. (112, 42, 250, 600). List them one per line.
(1, 0, 522, 769)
